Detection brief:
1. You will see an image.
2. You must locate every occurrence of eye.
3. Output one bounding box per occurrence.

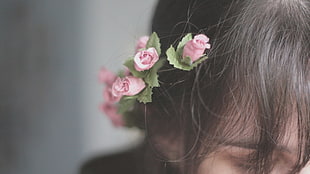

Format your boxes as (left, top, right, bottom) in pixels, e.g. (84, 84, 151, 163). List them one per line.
(232, 152, 296, 174)
(233, 157, 256, 173)
(228, 151, 257, 173)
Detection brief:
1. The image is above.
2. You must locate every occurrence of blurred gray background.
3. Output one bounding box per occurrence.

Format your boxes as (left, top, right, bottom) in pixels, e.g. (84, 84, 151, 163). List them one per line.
(0, 0, 156, 173)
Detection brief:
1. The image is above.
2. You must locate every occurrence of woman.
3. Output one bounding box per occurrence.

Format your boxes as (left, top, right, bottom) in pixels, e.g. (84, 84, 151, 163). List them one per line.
(85, 0, 310, 173)
(145, 0, 309, 173)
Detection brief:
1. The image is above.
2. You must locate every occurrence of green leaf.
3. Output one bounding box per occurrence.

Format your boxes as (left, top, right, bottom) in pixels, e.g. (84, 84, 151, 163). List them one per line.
(122, 95, 139, 100)
(166, 46, 180, 67)
(144, 59, 165, 87)
(152, 58, 166, 72)
(145, 72, 159, 87)
(191, 55, 209, 68)
(166, 44, 208, 71)
(118, 96, 137, 114)
(117, 70, 125, 78)
(122, 112, 136, 128)
(137, 86, 153, 104)
(166, 46, 192, 71)
(180, 56, 192, 65)
(146, 32, 161, 56)
(176, 33, 192, 56)
(122, 111, 145, 129)
(123, 58, 146, 78)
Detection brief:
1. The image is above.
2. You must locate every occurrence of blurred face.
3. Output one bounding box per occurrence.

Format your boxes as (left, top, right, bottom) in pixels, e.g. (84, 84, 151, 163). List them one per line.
(197, 118, 310, 174)
(197, 146, 307, 174)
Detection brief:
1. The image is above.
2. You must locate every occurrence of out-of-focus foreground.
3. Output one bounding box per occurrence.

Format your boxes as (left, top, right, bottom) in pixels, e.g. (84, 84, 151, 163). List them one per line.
(0, 0, 156, 174)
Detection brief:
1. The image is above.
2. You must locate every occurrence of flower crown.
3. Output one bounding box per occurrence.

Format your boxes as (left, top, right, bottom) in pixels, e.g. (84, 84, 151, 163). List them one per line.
(99, 32, 211, 127)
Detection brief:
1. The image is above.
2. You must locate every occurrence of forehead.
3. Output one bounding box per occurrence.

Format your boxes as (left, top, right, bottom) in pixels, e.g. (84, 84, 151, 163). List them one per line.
(213, 110, 299, 154)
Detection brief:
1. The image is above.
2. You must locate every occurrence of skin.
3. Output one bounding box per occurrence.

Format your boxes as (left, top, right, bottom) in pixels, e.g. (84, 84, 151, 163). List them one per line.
(197, 118, 310, 173)
(197, 146, 305, 174)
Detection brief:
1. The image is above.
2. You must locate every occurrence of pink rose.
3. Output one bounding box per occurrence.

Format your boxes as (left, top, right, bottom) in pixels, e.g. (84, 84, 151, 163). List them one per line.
(100, 102, 124, 127)
(135, 36, 149, 52)
(103, 87, 121, 103)
(111, 76, 146, 97)
(98, 67, 117, 86)
(134, 47, 159, 71)
(124, 67, 131, 76)
(182, 34, 211, 62)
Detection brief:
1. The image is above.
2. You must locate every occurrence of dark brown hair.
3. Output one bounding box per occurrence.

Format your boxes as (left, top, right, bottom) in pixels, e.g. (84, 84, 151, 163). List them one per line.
(138, 0, 310, 173)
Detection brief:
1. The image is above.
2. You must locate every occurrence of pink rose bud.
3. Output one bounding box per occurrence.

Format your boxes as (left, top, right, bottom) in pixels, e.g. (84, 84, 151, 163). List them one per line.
(111, 76, 146, 97)
(124, 67, 131, 76)
(98, 67, 117, 86)
(103, 87, 121, 103)
(134, 47, 159, 71)
(100, 102, 124, 127)
(182, 34, 211, 62)
(135, 36, 149, 52)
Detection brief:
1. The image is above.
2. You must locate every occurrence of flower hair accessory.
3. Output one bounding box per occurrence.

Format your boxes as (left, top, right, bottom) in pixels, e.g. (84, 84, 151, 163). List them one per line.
(100, 32, 211, 127)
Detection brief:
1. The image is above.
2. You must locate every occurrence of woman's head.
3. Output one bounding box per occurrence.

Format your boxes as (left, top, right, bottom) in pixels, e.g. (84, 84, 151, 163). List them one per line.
(140, 0, 310, 173)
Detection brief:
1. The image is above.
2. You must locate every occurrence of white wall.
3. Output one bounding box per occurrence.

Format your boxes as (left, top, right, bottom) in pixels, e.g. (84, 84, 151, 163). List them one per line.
(0, 0, 83, 174)
(0, 0, 157, 174)
(79, 0, 157, 158)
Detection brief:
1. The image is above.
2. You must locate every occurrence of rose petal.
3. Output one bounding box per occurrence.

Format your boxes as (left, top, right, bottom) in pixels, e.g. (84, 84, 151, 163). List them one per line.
(134, 47, 159, 71)
(103, 87, 121, 103)
(135, 36, 149, 52)
(111, 76, 146, 97)
(99, 67, 117, 86)
(194, 34, 209, 44)
(100, 103, 124, 127)
(124, 76, 146, 96)
(182, 34, 211, 62)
